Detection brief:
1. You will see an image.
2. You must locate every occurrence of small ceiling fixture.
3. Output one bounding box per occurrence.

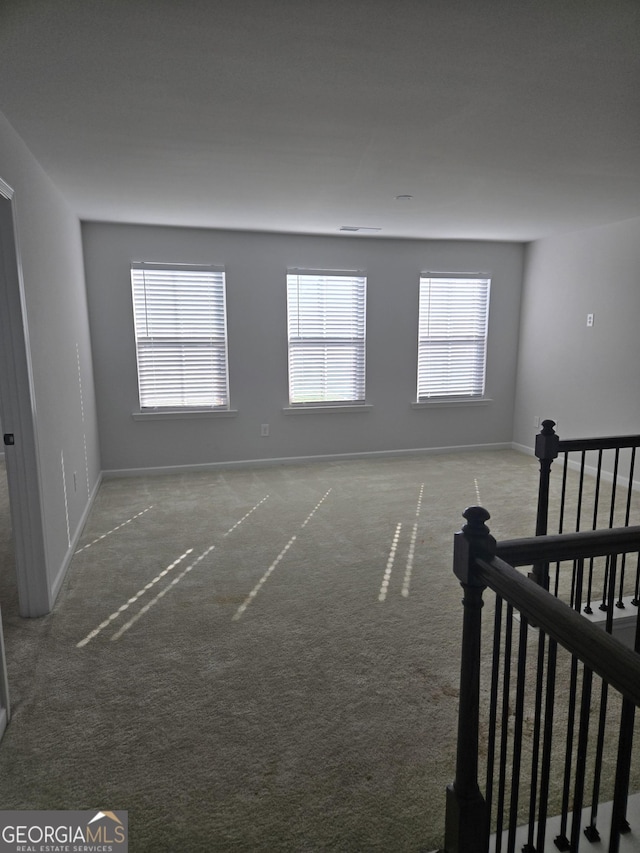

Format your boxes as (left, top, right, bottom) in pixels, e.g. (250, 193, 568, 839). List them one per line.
(339, 226, 382, 233)
(395, 194, 413, 201)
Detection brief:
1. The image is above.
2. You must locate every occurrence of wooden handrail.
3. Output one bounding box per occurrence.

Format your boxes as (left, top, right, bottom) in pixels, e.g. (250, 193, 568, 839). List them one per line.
(475, 553, 640, 707)
(496, 525, 640, 567)
(557, 433, 640, 452)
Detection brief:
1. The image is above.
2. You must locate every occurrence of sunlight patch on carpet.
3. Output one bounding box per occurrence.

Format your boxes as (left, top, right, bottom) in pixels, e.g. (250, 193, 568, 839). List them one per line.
(223, 494, 270, 536)
(75, 506, 154, 553)
(379, 522, 402, 602)
(402, 483, 425, 598)
(402, 522, 418, 598)
(76, 547, 193, 647)
(77, 495, 271, 646)
(110, 543, 217, 641)
(233, 488, 332, 620)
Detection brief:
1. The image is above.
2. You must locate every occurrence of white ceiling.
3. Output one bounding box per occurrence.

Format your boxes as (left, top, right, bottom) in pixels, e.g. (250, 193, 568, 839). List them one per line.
(1, 0, 639, 241)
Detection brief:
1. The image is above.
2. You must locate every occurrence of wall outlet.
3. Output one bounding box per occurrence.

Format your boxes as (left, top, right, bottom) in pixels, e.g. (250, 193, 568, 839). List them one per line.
(260, 423, 269, 437)
(587, 313, 594, 327)
(534, 416, 540, 428)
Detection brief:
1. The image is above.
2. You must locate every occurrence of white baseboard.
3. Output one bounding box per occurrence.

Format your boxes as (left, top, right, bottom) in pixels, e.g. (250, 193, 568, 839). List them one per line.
(512, 442, 640, 492)
(571, 458, 640, 493)
(511, 442, 535, 457)
(102, 442, 513, 478)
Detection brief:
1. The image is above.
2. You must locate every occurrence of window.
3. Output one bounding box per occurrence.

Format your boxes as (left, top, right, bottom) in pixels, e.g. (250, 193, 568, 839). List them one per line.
(131, 263, 229, 410)
(286, 270, 366, 405)
(417, 274, 490, 400)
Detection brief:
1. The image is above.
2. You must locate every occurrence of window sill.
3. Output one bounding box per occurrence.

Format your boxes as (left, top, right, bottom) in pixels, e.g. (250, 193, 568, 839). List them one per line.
(411, 397, 493, 409)
(283, 404, 373, 415)
(132, 408, 239, 421)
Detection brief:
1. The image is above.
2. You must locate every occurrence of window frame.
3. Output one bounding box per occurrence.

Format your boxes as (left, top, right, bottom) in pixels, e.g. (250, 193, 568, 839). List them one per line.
(286, 269, 367, 407)
(416, 273, 491, 403)
(130, 262, 231, 413)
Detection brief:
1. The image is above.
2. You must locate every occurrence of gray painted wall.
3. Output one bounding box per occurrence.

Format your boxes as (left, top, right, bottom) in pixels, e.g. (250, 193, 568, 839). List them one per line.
(0, 110, 101, 607)
(82, 223, 524, 472)
(513, 217, 640, 450)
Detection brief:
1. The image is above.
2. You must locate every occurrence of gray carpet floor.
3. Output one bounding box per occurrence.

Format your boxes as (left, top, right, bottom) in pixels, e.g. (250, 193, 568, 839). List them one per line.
(0, 450, 636, 851)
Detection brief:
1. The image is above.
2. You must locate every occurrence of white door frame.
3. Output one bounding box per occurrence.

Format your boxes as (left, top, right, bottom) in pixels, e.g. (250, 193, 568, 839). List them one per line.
(0, 178, 49, 619)
(0, 605, 8, 737)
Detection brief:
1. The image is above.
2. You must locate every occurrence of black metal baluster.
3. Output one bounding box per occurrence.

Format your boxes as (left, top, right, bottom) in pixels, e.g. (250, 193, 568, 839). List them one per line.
(632, 552, 640, 607)
(553, 452, 569, 596)
(585, 679, 608, 842)
(609, 446, 620, 528)
(592, 449, 603, 529)
(569, 665, 593, 853)
(627, 447, 636, 518)
(559, 451, 568, 534)
(536, 637, 557, 853)
(599, 449, 620, 612)
(495, 604, 514, 853)
(568, 453, 586, 613)
(507, 614, 528, 853)
(523, 629, 546, 853)
(584, 450, 602, 615)
(555, 558, 585, 851)
(617, 558, 627, 609)
(554, 657, 578, 851)
(584, 559, 595, 614)
(605, 556, 618, 637)
(575, 451, 586, 533)
(608, 450, 620, 606)
(553, 560, 561, 599)
(569, 559, 578, 610)
(617, 447, 634, 609)
(609, 697, 635, 853)
(586, 553, 617, 840)
(485, 596, 503, 850)
(609, 607, 640, 851)
(600, 559, 611, 612)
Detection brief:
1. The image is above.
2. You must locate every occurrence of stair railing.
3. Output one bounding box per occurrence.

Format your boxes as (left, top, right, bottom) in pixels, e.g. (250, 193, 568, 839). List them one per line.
(530, 422, 640, 844)
(533, 420, 640, 593)
(444, 506, 640, 853)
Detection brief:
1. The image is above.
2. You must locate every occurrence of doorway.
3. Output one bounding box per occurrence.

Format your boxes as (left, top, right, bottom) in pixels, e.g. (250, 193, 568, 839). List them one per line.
(0, 177, 52, 737)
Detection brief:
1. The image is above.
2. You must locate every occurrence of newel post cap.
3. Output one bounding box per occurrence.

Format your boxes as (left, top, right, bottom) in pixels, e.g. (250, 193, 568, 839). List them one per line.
(535, 419, 560, 461)
(453, 506, 496, 585)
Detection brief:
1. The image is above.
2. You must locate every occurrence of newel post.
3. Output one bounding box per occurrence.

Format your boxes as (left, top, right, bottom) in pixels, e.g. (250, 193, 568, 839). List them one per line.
(532, 419, 559, 588)
(444, 506, 495, 853)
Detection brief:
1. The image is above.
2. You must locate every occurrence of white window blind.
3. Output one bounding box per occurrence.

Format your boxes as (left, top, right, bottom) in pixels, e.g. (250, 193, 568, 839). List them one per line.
(131, 263, 229, 409)
(287, 271, 366, 405)
(417, 275, 490, 400)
